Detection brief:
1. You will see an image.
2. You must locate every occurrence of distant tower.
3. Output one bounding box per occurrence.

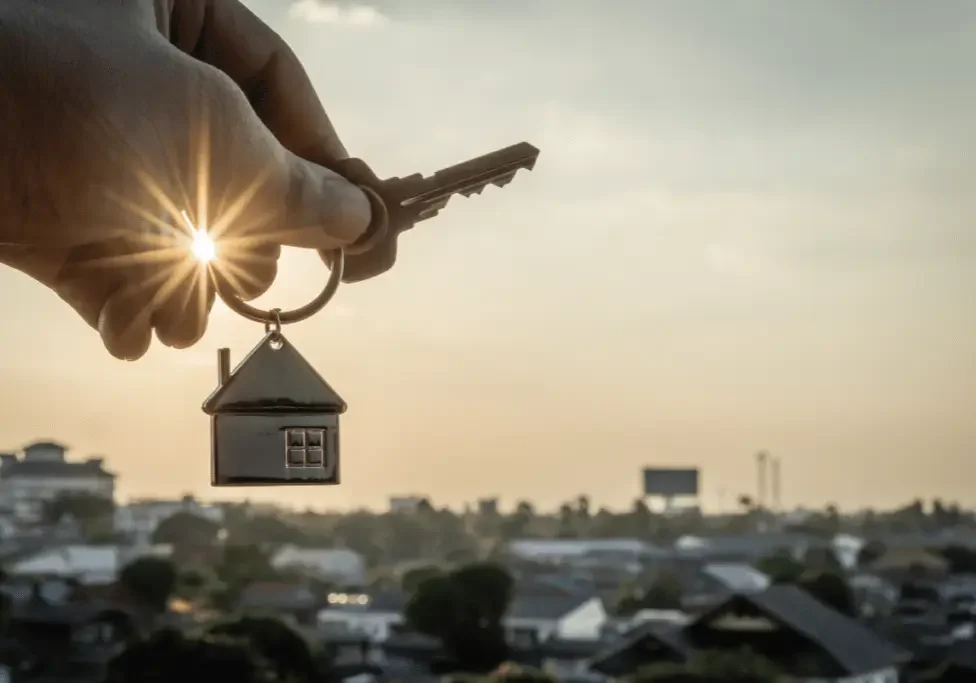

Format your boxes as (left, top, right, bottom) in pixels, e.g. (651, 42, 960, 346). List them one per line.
(770, 456, 781, 511)
(756, 451, 769, 509)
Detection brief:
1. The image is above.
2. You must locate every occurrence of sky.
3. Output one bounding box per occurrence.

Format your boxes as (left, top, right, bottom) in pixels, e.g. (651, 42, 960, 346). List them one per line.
(1, 0, 974, 512)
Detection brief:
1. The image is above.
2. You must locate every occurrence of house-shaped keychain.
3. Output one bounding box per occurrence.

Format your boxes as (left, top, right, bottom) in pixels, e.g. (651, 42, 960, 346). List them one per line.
(202, 332, 345, 486)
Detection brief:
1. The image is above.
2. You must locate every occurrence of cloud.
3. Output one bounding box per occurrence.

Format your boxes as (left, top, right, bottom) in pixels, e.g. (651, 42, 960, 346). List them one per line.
(288, 0, 389, 26)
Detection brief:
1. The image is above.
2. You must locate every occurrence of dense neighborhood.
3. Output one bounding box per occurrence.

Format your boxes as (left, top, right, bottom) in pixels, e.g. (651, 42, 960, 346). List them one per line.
(0, 440, 975, 683)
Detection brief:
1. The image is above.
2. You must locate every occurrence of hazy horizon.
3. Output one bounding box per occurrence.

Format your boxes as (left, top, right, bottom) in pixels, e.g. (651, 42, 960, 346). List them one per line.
(1, 0, 973, 512)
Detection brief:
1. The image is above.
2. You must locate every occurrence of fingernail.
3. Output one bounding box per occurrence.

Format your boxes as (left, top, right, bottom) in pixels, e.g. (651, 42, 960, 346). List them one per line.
(287, 163, 372, 249)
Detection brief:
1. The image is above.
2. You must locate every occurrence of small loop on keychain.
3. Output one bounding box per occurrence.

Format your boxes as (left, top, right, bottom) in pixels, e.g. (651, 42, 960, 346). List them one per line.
(264, 308, 283, 339)
(213, 249, 344, 326)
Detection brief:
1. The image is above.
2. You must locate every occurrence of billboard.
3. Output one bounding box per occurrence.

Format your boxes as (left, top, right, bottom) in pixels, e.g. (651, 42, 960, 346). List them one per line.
(642, 467, 700, 497)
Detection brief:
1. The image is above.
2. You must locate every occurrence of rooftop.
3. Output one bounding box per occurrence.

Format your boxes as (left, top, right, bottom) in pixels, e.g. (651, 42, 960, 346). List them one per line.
(0, 458, 114, 480)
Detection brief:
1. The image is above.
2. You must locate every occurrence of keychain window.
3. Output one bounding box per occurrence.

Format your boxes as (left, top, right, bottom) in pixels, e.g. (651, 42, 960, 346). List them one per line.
(286, 428, 326, 467)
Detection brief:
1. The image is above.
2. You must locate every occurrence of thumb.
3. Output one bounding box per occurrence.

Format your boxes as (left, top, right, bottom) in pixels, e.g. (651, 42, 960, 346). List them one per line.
(271, 152, 373, 251)
(203, 73, 373, 255)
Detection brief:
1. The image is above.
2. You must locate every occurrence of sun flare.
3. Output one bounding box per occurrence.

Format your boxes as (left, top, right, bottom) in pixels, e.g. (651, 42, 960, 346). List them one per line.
(191, 228, 217, 263)
(180, 210, 217, 263)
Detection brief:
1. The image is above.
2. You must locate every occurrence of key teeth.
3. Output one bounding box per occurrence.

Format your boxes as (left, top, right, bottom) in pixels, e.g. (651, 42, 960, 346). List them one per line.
(400, 154, 537, 221)
(457, 169, 523, 198)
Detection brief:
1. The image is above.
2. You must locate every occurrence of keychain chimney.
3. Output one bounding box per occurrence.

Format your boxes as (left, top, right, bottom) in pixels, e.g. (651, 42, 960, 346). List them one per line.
(217, 348, 231, 385)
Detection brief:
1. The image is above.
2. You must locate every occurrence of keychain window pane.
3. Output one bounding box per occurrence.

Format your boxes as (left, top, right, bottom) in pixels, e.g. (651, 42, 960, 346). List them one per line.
(285, 428, 328, 468)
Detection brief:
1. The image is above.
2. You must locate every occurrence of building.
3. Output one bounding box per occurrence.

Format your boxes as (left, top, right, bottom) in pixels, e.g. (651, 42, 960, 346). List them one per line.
(318, 591, 408, 642)
(590, 584, 909, 682)
(113, 496, 224, 543)
(7, 544, 171, 585)
(271, 546, 366, 585)
(505, 594, 608, 643)
(507, 538, 666, 565)
(389, 496, 427, 514)
(0, 441, 114, 522)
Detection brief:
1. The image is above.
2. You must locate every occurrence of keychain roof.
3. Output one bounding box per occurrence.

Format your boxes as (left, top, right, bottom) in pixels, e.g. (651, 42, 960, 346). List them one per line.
(202, 331, 346, 415)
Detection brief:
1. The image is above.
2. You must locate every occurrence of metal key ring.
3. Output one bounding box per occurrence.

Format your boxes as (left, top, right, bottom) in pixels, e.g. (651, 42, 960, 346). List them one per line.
(213, 248, 344, 326)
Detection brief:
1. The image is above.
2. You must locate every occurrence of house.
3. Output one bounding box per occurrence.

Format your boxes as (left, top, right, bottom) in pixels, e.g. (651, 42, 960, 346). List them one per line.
(389, 497, 428, 514)
(590, 584, 909, 682)
(318, 591, 408, 642)
(203, 340, 344, 486)
(380, 631, 603, 682)
(271, 546, 366, 585)
(930, 641, 976, 683)
(507, 539, 665, 565)
(7, 544, 170, 585)
(113, 496, 224, 543)
(237, 582, 322, 625)
(667, 560, 771, 611)
(505, 594, 608, 643)
(868, 547, 950, 579)
(3, 600, 137, 682)
(674, 532, 836, 564)
(0, 441, 114, 522)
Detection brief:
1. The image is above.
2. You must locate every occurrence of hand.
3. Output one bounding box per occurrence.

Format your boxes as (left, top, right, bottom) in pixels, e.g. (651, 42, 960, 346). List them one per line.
(0, 0, 373, 360)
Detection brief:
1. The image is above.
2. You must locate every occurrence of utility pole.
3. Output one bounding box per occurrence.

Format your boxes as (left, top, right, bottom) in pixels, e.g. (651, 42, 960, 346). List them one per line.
(756, 450, 769, 510)
(770, 456, 781, 511)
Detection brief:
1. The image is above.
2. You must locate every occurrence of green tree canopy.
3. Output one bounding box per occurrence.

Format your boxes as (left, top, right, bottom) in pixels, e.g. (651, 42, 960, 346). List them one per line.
(43, 492, 113, 524)
(616, 572, 683, 615)
(856, 540, 887, 567)
(210, 544, 281, 611)
(208, 615, 322, 683)
(939, 545, 976, 574)
(486, 662, 557, 683)
(402, 565, 443, 594)
(755, 552, 805, 583)
(225, 513, 307, 547)
(105, 629, 274, 683)
(797, 570, 857, 616)
(174, 566, 218, 601)
(633, 648, 781, 683)
(118, 557, 177, 613)
(406, 561, 513, 673)
(152, 511, 221, 546)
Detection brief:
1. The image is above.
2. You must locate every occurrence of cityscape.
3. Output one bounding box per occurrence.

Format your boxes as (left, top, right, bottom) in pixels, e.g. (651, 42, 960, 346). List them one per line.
(0, 439, 973, 683)
(0, 1, 972, 683)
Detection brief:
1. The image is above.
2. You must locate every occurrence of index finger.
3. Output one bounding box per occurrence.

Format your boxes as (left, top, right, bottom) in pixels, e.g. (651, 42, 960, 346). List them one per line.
(169, 0, 349, 167)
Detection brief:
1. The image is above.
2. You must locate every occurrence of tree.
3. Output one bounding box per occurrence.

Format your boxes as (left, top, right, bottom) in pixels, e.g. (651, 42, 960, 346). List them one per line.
(487, 662, 557, 683)
(118, 557, 177, 613)
(756, 552, 805, 583)
(576, 495, 591, 520)
(634, 648, 781, 683)
(0, 591, 11, 635)
(556, 503, 578, 538)
(43, 493, 113, 524)
(225, 513, 308, 547)
(211, 544, 280, 610)
(939, 545, 976, 574)
(174, 566, 218, 601)
(856, 540, 887, 567)
(797, 570, 857, 616)
(499, 505, 533, 540)
(616, 573, 683, 615)
(403, 565, 443, 594)
(406, 561, 513, 673)
(689, 649, 781, 682)
(152, 511, 221, 546)
(208, 615, 323, 683)
(105, 628, 275, 683)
